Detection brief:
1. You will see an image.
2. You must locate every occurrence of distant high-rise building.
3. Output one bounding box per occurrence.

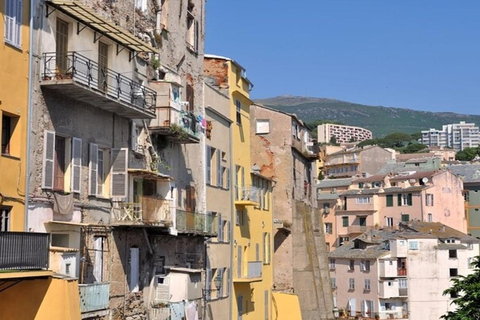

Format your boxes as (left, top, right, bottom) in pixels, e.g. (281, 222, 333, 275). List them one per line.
(421, 121, 480, 151)
(318, 124, 372, 144)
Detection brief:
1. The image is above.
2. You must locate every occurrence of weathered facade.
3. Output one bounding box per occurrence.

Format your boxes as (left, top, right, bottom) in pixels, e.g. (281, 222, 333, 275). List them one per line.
(249, 104, 334, 320)
(27, 0, 209, 318)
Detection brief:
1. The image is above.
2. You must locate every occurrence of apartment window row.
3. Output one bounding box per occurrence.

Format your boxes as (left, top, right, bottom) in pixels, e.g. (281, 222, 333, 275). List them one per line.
(42, 130, 128, 197)
(205, 267, 231, 300)
(206, 146, 229, 189)
(4, 0, 22, 47)
(348, 278, 371, 291)
(326, 165, 358, 175)
(386, 193, 413, 207)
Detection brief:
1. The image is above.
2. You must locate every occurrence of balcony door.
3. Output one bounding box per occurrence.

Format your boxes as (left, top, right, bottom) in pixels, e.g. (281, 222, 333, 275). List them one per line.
(98, 42, 108, 92)
(55, 19, 68, 74)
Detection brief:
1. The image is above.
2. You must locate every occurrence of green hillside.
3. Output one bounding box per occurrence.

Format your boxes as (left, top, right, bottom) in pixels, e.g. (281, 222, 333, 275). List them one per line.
(255, 96, 480, 137)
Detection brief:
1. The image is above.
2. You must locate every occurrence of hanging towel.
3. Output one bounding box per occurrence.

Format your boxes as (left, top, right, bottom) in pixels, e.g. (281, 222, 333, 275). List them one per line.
(53, 192, 74, 215)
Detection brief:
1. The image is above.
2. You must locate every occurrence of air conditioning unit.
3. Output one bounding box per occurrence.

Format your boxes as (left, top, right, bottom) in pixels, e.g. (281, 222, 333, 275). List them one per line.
(154, 275, 170, 302)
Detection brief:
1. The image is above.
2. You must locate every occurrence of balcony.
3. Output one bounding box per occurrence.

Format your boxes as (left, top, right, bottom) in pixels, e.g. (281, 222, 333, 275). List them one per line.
(234, 186, 259, 206)
(111, 198, 173, 227)
(348, 225, 370, 234)
(234, 261, 263, 283)
(79, 283, 110, 314)
(41, 52, 156, 120)
(0, 232, 49, 271)
(176, 210, 217, 236)
(148, 106, 200, 143)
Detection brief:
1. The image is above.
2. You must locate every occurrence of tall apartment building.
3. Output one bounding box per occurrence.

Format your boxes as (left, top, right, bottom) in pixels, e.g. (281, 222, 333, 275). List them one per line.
(26, 0, 210, 319)
(318, 123, 372, 144)
(249, 104, 333, 319)
(205, 56, 274, 320)
(329, 222, 479, 320)
(421, 121, 480, 151)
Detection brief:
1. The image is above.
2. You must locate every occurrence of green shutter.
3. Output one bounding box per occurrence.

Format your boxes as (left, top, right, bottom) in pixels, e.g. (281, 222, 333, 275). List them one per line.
(386, 195, 393, 207)
(397, 194, 402, 206)
(407, 193, 413, 206)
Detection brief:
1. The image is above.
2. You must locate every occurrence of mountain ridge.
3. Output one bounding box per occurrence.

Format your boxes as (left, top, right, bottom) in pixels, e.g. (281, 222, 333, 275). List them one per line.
(254, 96, 480, 137)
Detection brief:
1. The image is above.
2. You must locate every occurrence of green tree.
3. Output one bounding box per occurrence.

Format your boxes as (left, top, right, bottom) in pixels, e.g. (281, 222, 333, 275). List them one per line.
(455, 147, 479, 161)
(402, 143, 428, 154)
(382, 132, 413, 148)
(441, 256, 480, 320)
(410, 132, 422, 141)
(329, 135, 339, 146)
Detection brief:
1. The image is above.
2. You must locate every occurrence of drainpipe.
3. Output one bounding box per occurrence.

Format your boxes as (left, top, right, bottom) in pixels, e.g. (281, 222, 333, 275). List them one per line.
(24, 0, 35, 231)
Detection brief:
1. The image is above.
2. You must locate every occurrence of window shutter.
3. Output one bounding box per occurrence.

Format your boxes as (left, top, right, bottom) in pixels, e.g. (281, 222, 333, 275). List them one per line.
(227, 221, 231, 242)
(71, 137, 82, 193)
(217, 214, 223, 242)
(194, 20, 199, 52)
(130, 122, 137, 152)
(226, 168, 230, 190)
(206, 146, 211, 185)
(386, 195, 393, 207)
(205, 268, 212, 300)
(217, 268, 224, 297)
(111, 148, 128, 198)
(397, 194, 402, 206)
(407, 193, 413, 206)
(42, 130, 55, 189)
(226, 267, 231, 296)
(15, 0, 22, 46)
(217, 151, 222, 187)
(89, 143, 98, 196)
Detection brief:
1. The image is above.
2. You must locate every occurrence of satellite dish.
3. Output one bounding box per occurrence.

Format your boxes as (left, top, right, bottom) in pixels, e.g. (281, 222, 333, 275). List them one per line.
(422, 177, 429, 183)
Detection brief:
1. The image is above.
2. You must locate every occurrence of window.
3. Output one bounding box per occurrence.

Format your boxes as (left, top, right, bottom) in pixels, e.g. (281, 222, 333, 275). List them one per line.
(43, 131, 82, 193)
(0, 207, 11, 231)
(235, 100, 242, 125)
(186, 7, 199, 52)
(340, 236, 349, 245)
(216, 149, 222, 188)
(426, 193, 434, 206)
(206, 146, 212, 185)
(215, 268, 224, 297)
(356, 196, 371, 204)
(385, 217, 394, 227)
(256, 120, 270, 134)
(4, 0, 22, 47)
(428, 213, 433, 222)
(263, 232, 271, 264)
(409, 241, 419, 250)
(135, 0, 147, 12)
(386, 194, 393, 207)
(331, 277, 336, 289)
(401, 214, 410, 222)
(342, 216, 349, 227)
(361, 260, 370, 272)
(185, 185, 196, 212)
(348, 278, 355, 290)
(399, 278, 408, 288)
(398, 193, 413, 206)
(325, 223, 333, 234)
(468, 257, 474, 269)
(364, 279, 371, 291)
(358, 182, 364, 189)
(2, 114, 18, 155)
(329, 259, 335, 270)
(349, 259, 355, 271)
(359, 217, 367, 226)
(449, 268, 458, 277)
(449, 250, 457, 259)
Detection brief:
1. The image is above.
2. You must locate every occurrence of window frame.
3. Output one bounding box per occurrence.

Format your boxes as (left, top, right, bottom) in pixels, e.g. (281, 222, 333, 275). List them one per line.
(4, 0, 23, 48)
(0, 206, 11, 231)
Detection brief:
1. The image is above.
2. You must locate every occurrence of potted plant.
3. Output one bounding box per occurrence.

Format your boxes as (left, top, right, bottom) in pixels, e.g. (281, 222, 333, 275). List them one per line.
(151, 58, 160, 79)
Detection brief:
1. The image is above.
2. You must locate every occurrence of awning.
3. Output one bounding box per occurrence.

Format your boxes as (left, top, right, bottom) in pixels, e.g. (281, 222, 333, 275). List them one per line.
(128, 169, 173, 180)
(46, 0, 156, 54)
(272, 292, 302, 320)
(45, 221, 88, 227)
(165, 267, 203, 274)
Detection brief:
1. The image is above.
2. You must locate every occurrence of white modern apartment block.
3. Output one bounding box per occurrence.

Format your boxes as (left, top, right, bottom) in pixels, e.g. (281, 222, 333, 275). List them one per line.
(328, 222, 479, 320)
(318, 124, 372, 144)
(421, 121, 480, 151)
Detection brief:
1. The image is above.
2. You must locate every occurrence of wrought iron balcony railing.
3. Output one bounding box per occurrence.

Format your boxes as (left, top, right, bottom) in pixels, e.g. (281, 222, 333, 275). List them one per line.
(149, 106, 200, 142)
(42, 52, 156, 114)
(0, 232, 49, 270)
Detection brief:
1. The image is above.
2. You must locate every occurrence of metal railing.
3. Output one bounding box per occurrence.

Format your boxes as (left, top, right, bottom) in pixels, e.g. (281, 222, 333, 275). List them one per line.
(79, 283, 110, 313)
(150, 107, 200, 139)
(247, 261, 262, 278)
(234, 186, 259, 202)
(176, 210, 217, 235)
(42, 52, 156, 111)
(0, 232, 49, 270)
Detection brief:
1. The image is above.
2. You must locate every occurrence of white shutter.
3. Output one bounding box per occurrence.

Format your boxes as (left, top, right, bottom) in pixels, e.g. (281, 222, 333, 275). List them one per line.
(89, 143, 98, 196)
(15, 0, 22, 46)
(206, 146, 211, 185)
(217, 151, 222, 187)
(42, 130, 55, 189)
(131, 122, 137, 152)
(205, 268, 212, 300)
(111, 148, 128, 198)
(71, 138, 82, 193)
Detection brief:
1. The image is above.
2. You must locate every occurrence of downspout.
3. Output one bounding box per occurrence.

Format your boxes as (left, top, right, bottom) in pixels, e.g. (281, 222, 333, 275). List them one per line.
(24, 0, 35, 231)
(228, 106, 234, 320)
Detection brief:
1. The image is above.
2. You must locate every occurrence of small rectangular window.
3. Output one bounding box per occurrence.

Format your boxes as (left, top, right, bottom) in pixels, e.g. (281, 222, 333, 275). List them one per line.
(4, 0, 23, 47)
(325, 223, 333, 234)
(235, 100, 242, 125)
(449, 250, 457, 259)
(409, 241, 418, 250)
(401, 214, 410, 222)
(364, 279, 371, 291)
(349, 259, 355, 271)
(256, 119, 270, 134)
(450, 268, 458, 277)
(349, 278, 355, 290)
(342, 216, 349, 227)
(1, 114, 17, 155)
(331, 277, 336, 289)
(329, 259, 335, 270)
(0, 207, 11, 231)
(386, 194, 393, 207)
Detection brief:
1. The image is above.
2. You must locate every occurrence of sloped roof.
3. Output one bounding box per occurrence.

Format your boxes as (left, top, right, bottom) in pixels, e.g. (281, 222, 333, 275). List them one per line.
(448, 164, 480, 183)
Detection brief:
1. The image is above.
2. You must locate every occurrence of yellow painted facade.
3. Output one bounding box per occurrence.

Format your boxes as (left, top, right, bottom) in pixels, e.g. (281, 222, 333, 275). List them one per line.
(272, 292, 302, 320)
(0, 277, 81, 320)
(0, 0, 30, 231)
(226, 60, 274, 320)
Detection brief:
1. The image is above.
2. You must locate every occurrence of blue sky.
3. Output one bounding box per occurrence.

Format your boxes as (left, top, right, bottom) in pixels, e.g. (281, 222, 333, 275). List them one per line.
(205, 1, 480, 115)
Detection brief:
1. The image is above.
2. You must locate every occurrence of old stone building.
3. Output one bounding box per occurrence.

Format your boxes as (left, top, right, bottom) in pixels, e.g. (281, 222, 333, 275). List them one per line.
(27, 0, 209, 318)
(249, 104, 334, 320)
